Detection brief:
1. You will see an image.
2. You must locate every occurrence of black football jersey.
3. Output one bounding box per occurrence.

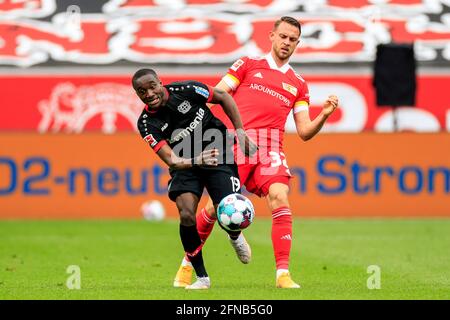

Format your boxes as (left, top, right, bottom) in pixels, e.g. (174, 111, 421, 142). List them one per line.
(137, 80, 234, 161)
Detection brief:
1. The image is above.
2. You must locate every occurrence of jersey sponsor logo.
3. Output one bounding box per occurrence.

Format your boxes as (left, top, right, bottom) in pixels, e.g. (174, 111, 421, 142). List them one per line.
(249, 83, 290, 106)
(143, 134, 158, 147)
(193, 85, 210, 99)
(230, 59, 244, 72)
(282, 82, 298, 96)
(177, 100, 192, 114)
(253, 72, 263, 78)
(170, 108, 205, 143)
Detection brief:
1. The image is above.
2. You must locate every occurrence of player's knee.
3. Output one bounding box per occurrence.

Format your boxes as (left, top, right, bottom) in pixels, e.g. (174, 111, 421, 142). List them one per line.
(179, 208, 196, 226)
(268, 189, 289, 209)
(205, 202, 216, 218)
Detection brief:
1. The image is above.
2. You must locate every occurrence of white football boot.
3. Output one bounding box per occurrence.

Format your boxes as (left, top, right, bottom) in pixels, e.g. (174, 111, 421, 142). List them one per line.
(229, 233, 251, 264)
(185, 276, 210, 290)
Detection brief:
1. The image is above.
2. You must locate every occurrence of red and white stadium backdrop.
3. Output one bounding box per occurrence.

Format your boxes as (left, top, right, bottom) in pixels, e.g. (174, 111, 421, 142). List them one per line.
(1, 0, 450, 66)
(0, 74, 449, 133)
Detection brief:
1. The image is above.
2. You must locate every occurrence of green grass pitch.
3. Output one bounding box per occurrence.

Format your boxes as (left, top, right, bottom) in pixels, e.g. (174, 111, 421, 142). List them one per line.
(0, 218, 449, 300)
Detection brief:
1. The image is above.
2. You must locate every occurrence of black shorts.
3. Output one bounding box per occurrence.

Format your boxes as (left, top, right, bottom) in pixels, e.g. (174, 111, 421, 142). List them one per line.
(167, 164, 241, 204)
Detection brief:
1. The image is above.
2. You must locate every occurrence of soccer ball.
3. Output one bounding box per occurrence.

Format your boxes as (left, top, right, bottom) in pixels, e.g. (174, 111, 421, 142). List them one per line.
(141, 200, 165, 221)
(217, 193, 255, 231)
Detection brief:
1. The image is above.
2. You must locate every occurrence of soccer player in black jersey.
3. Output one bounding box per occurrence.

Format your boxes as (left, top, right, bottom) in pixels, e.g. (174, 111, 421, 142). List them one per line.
(133, 68, 257, 289)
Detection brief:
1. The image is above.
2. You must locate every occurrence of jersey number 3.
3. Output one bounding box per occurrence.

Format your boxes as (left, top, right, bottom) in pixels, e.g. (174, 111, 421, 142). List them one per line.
(268, 151, 291, 175)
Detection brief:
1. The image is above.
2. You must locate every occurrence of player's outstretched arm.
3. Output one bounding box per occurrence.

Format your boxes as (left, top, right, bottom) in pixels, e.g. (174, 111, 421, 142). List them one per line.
(210, 87, 258, 157)
(156, 144, 219, 170)
(206, 80, 232, 109)
(209, 87, 242, 130)
(294, 95, 339, 141)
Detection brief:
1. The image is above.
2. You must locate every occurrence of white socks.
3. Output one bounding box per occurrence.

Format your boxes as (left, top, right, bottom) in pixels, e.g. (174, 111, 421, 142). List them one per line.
(277, 269, 289, 278)
(181, 256, 193, 267)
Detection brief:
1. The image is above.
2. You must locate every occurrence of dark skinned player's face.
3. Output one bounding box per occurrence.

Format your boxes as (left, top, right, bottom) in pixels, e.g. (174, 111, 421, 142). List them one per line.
(134, 74, 167, 110)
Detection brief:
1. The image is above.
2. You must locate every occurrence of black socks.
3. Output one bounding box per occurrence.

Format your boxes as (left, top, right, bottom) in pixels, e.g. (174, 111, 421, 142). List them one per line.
(179, 224, 208, 277)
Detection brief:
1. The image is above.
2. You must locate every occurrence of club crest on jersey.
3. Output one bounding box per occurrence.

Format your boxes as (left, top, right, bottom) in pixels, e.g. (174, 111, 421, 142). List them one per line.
(144, 134, 158, 147)
(282, 82, 298, 96)
(177, 101, 192, 114)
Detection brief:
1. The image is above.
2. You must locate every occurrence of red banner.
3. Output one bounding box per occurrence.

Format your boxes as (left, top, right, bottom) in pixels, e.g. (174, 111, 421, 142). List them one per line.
(1, 14, 449, 66)
(0, 75, 448, 133)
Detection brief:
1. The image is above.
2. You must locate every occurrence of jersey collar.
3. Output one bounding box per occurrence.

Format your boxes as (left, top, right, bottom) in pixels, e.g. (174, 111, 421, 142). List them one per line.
(265, 53, 291, 74)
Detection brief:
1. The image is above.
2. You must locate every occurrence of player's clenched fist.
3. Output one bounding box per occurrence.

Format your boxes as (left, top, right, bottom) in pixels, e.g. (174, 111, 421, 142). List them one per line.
(323, 95, 339, 116)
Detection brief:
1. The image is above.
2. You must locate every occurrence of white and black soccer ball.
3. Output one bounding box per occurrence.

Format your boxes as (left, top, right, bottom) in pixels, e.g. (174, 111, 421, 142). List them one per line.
(217, 193, 255, 231)
(141, 200, 166, 221)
